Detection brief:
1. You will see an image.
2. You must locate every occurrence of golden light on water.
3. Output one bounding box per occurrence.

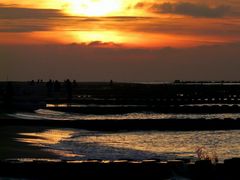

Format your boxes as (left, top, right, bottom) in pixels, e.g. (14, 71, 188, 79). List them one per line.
(15, 128, 240, 161)
(17, 130, 74, 146)
(17, 129, 82, 158)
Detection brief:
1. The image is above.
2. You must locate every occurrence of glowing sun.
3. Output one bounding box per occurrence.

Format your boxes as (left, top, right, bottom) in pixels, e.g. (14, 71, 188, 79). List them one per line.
(64, 0, 122, 16)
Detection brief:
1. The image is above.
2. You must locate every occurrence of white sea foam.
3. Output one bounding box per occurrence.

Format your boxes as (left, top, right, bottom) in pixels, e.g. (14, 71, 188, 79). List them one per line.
(10, 109, 240, 121)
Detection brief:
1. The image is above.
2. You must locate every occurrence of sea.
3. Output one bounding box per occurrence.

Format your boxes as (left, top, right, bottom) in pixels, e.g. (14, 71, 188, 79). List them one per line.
(9, 109, 240, 162)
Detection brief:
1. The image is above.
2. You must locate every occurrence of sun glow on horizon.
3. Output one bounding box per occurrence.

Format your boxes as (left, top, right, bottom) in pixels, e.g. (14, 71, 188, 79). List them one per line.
(63, 0, 123, 16)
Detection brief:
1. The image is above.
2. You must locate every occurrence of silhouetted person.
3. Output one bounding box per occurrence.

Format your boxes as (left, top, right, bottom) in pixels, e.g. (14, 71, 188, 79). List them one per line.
(30, 80, 35, 86)
(54, 80, 61, 92)
(46, 79, 53, 97)
(73, 80, 78, 88)
(174, 80, 181, 84)
(65, 79, 72, 101)
(110, 80, 113, 86)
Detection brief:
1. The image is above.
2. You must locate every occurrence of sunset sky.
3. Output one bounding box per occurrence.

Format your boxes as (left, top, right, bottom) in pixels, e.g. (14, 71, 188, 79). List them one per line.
(1, 0, 240, 81)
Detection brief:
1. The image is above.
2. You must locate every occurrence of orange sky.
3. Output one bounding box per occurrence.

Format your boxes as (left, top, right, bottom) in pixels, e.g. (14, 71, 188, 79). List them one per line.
(0, 0, 240, 48)
(1, 0, 240, 81)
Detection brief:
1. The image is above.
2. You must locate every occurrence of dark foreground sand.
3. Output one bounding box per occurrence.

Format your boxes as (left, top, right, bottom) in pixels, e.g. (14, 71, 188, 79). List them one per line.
(0, 125, 58, 160)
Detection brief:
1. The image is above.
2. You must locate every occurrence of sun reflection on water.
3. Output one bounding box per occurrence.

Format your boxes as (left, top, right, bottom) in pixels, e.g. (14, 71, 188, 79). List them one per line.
(16, 128, 240, 161)
(17, 129, 82, 158)
(18, 129, 74, 146)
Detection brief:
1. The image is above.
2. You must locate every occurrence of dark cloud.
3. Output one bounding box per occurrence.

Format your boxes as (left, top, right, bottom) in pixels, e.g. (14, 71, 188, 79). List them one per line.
(0, 25, 51, 32)
(87, 41, 122, 48)
(142, 2, 231, 18)
(69, 41, 122, 48)
(0, 14, 153, 33)
(0, 6, 65, 19)
(1, 43, 240, 81)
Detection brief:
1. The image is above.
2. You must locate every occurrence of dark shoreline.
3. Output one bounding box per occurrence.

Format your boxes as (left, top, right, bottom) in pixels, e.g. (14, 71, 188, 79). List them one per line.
(2, 117, 240, 131)
(1, 158, 240, 179)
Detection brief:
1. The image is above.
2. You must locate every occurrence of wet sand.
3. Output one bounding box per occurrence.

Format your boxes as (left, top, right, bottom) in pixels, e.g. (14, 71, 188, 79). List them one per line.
(0, 125, 58, 160)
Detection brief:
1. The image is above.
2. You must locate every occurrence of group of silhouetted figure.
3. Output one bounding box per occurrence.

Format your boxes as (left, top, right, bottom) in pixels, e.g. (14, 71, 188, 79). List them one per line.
(45, 79, 77, 100)
(1, 79, 79, 110)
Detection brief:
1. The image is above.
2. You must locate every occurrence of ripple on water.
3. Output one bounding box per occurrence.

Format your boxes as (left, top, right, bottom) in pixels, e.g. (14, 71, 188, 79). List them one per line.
(16, 129, 240, 161)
